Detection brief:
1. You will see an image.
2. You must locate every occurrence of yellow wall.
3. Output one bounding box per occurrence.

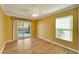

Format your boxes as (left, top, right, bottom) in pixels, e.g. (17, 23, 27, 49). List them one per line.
(5, 16, 13, 42)
(38, 16, 55, 41)
(0, 6, 6, 52)
(78, 8, 79, 50)
(31, 20, 38, 37)
(0, 5, 78, 53)
(5, 16, 38, 41)
(37, 8, 78, 50)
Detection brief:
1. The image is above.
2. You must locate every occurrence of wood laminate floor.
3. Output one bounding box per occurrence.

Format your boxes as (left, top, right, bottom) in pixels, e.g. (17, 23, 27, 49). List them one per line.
(3, 38, 77, 54)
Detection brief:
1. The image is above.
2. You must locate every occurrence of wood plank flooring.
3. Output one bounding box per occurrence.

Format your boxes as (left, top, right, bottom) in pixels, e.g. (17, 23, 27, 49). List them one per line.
(2, 38, 77, 54)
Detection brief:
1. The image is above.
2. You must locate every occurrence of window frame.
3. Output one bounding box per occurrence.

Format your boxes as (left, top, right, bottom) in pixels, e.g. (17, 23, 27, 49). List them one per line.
(56, 15, 73, 42)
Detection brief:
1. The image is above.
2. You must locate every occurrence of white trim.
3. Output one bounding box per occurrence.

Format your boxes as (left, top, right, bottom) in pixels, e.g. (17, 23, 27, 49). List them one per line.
(1, 5, 78, 20)
(38, 36, 79, 53)
(0, 42, 6, 54)
(0, 40, 17, 54)
(38, 5, 78, 19)
(6, 40, 16, 43)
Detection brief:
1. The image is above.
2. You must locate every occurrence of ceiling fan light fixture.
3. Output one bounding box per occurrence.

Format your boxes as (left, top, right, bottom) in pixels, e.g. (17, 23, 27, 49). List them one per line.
(32, 7, 39, 17)
(32, 13, 38, 17)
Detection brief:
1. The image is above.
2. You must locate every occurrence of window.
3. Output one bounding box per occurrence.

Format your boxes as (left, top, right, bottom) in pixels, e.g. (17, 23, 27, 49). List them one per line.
(56, 15, 73, 42)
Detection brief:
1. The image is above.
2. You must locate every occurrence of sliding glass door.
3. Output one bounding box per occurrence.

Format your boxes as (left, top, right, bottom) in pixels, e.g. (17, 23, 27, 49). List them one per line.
(17, 20, 31, 39)
(23, 23, 31, 38)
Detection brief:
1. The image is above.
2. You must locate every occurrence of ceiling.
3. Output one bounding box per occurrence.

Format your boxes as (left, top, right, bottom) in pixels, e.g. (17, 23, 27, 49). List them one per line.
(1, 4, 77, 20)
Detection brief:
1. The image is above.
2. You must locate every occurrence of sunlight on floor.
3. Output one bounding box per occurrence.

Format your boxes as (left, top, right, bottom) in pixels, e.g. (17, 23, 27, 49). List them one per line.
(3, 38, 77, 54)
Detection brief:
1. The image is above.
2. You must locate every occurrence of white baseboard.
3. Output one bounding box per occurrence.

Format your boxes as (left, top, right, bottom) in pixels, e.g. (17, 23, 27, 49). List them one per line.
(0, 42, 6, 54)
(38, 36, 79, 53)
(0, 40, 17, 54)
(6, 40, 16, 43)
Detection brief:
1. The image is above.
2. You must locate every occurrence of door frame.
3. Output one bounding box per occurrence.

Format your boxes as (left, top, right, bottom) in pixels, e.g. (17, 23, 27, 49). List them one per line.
(13, 19, 32, 40)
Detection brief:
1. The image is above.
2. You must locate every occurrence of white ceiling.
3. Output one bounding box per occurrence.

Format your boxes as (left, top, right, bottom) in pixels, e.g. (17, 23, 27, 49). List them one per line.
(1, 4, 77, 20)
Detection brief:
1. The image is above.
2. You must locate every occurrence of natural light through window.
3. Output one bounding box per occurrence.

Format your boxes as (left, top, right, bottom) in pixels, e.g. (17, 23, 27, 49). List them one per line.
(56, 15, 73, 42)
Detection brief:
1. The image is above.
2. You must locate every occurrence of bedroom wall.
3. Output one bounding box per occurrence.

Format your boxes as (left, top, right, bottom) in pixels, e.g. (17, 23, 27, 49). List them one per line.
(5, 16, 13, 42)
(31, 20, 38, 37)
(78, 8, 79, 50)
(0, 6, 6, 53)
(37, 7, 78, 50)
(5, 17, 38, 41)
